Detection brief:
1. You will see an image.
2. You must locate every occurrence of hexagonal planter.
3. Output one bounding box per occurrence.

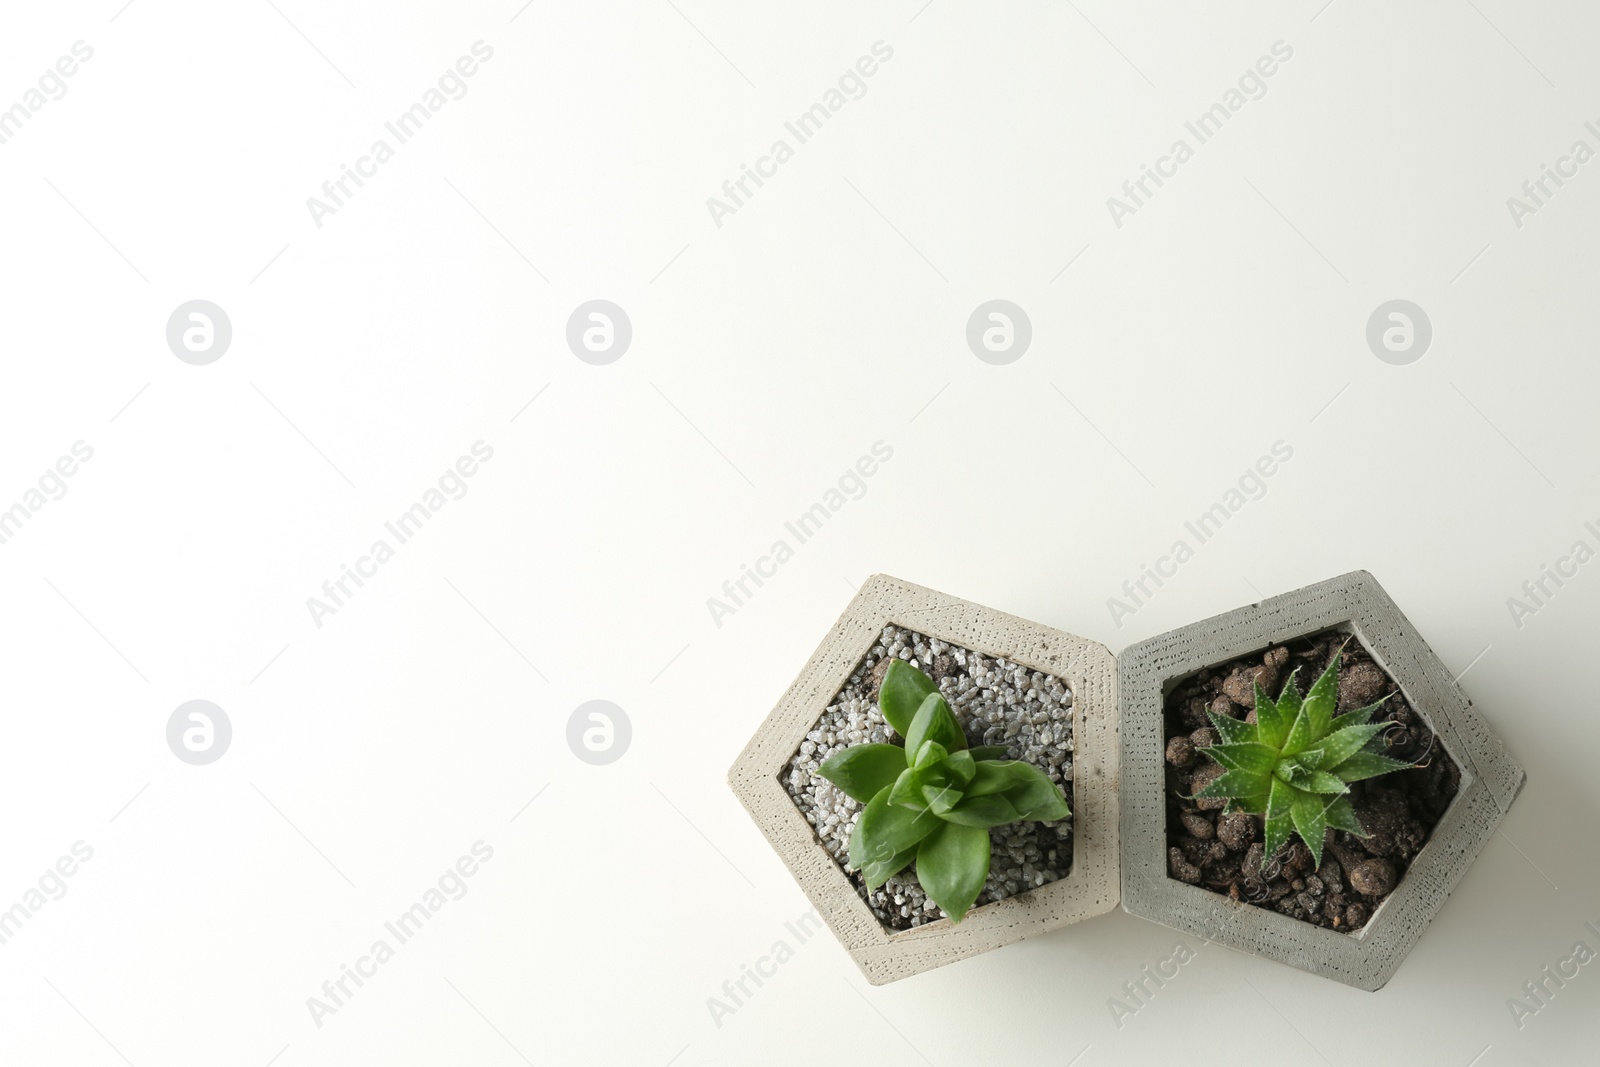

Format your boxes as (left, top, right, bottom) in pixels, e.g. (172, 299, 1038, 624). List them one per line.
(1118, 570, 1525, 990)
(728, 574, 1120, 984)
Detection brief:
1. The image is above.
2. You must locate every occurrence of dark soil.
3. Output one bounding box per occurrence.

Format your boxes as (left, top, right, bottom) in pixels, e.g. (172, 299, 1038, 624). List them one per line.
(1163, 630, 1459, 932)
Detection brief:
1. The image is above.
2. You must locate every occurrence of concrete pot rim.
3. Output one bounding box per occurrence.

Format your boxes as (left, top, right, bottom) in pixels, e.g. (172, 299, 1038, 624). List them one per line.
(1117, 570, 1525, 990)
(728, 574, 1121, 984)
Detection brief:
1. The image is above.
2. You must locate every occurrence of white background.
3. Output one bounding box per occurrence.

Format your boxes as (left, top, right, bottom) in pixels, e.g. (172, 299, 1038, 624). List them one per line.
(1, 1, 1596, 1064)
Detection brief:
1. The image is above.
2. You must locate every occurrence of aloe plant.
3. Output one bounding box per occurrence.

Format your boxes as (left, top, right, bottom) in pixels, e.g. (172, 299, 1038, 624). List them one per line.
(815, 660, 1069, 923)
(1193, 650, 1414, 871)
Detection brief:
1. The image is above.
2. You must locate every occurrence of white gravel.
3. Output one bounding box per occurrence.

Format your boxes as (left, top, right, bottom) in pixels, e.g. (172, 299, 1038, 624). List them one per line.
(783, 625, 1074, 929)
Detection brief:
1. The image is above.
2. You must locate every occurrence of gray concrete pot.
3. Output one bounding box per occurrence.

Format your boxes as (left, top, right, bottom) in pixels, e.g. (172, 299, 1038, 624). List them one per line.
(728, 574, 1121, 984)
(1118, 570, 1525, 990)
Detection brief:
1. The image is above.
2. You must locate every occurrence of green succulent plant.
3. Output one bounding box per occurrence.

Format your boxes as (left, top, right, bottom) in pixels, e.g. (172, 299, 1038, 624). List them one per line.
(815, 660, 1070, 923)
(1193, 650, 1415, 871)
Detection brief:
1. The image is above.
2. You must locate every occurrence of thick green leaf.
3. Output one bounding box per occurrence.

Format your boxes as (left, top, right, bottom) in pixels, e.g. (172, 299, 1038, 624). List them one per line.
(965, 761, 1068, 821)
(861, 845, 916, 890)
(911, 739, 949, 771)
(1330, 750, 1414, 783)
(1192, 767, 1272, 799)
(1207, 709, 1254, 745)
(915, 821, 990, 923)
(969, 745, 1010, 761)
(1325, 795, 1367, 836)
(1324, 796, 1376, 838)
(942, 792, 1023, 828)
(1301, 657, 1338, 740)
(816, 743, 908, 804)
(1300, 771, 1350, 795)
(1275, 667, 1304, 724)
(965, 761, 1015, 798)
(1252, 683, 1291, 749)
(879, 660, 936, 738)
(1290, 785, 1328, 868)
(1312, 721, 1389, 770)
(1228, 791, 1272, 816)
(1282, 697, 1318, 756)
(1205, 742, 1278, 777)
(1262, 776, 1295, 860)
(922, 782, 964, 815)
(1003, 765, 1070, 822)
(941, 749, 977, 786)
(848, 786, 939, 870)
(1329, 696, 1386, 731)
(888, 766, 930, 809)
(906, 692, 967, 756)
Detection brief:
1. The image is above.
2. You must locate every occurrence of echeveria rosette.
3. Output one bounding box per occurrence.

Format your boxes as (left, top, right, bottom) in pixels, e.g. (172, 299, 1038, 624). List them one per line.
(1193, 651, 1416, 871)
(814, 660, 1069, 923)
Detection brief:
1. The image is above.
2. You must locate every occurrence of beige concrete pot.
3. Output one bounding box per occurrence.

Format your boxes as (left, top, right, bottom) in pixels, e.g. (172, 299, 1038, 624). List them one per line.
(727, 574, 1120, 984)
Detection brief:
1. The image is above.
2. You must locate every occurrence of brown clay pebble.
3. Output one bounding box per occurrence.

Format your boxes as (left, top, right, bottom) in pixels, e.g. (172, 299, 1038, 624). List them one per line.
(1188, 764, 1227, 810)
(1345, 903, 1368, 928)
(866, 658, 890, 700)
(1210, 695, 1236, 718)
(1222, 669, 1258, 708)
(1217, 812, 1256, 851)
(1189, 727, 1219, 749)
(1179, 812, 1215, 839)
(1242, 843, 1267, 879)
(1169, 847, 1202, 885)
(1349, 858, 1397, 897)
(1339, 660, 1388, 710)
(1166, 736, 1196, 768)
(1316, 857, 1343, 891)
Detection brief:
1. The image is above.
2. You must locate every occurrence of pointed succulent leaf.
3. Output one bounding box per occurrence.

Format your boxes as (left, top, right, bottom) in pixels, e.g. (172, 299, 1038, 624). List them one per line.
(911, 739, 949, 772)
(941, 792, 1024, 828)
(1206, 709, 1254, 745)
(964, 761, 1017, 798)
(964, 760, 1068, 820)
(1205, 742, 1278, 777)
(1312, 721, 1390, 770)
(848, 786, 939, 870)
(1252, 682, 1291, 749)
(968, 745, 1010, 761)
(941, 749, 977, 786)
(1325, 795, 1367, 836)
(1300, 771, 1349, 795)
(1329, 696, 1386, 732)
(1300, 657, 1339, 740)
(1228, 790, 1272, 815)
(1329, 750, 1415, 783)
(889, 762, 953, 810)
(1193, 767, 1272, 799)
(1281, 697, 1319, 756)
(906, 691, 967, 757)
(1275, 667, 1304, 723)
(816, 743, 908, 804)
(887, 767, 922, 809)
(922, 781, 964, 815)
(1255, 777, 1306, 871)
(878, 660, 936, 738)
(1000, 763, 1070, 822)
(860, 845, 916, 890)
(1289, 785, 1328, 869)
(914, 821, 990, 923)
